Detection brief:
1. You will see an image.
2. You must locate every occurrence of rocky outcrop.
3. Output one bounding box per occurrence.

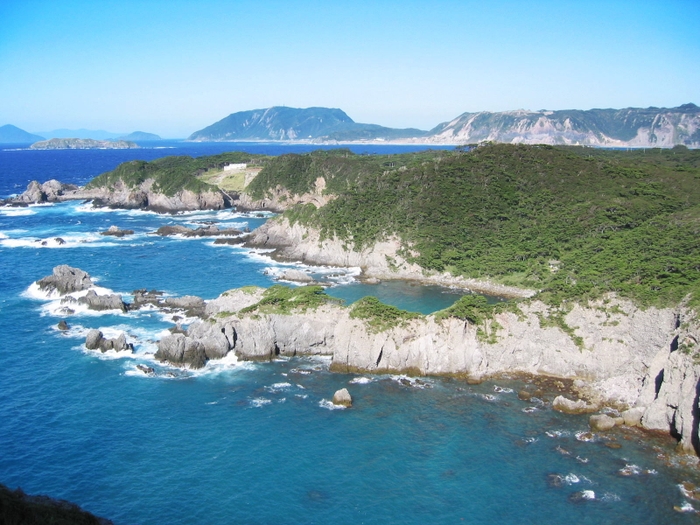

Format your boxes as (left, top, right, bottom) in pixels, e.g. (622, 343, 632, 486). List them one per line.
(85, 330, 133, 353)
(7, 180, 78, 205)
(100, 225, 134, 237)
(6, 178, 233, 213)
(36, 265, 93, 295)
(72, 290, 128, 312)
(553, 396, 599, 414)
(332, 388, 352, 407)
(154, 224, 242, 237)
(78, 179, 232, 213)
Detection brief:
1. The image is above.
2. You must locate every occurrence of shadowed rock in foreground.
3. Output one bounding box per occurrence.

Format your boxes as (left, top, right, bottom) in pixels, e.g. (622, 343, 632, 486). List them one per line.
(0, 482, 114, 525)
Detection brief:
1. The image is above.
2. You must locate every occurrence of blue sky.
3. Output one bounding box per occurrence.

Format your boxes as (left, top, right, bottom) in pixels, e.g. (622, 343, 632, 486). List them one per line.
(1, 0, 698, 137)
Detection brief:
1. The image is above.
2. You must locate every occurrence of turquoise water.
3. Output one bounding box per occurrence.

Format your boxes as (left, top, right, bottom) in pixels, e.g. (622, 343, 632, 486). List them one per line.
(1, 144, 699, 524)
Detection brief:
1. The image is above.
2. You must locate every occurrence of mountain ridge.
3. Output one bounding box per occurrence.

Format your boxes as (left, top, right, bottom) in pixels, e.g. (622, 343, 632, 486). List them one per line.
(189, 104, 700, 147)
(0, 124, 45, 143)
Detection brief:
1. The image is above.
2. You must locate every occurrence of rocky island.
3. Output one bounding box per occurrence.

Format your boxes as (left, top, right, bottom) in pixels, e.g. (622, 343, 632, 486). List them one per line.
(30, 138, 139, 150)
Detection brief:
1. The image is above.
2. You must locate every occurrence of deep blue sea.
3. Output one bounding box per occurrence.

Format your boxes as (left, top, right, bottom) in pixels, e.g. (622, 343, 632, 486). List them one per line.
(1, 141, 699, 524)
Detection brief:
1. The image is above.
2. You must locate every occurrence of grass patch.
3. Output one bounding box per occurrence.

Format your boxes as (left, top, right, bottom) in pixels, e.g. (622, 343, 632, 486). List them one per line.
(349, 296, 422, 332)
(239, 285, 342, 315)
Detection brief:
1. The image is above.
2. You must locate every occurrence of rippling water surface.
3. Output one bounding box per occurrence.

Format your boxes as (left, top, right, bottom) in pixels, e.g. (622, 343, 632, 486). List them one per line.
(0, 143, 698, 524)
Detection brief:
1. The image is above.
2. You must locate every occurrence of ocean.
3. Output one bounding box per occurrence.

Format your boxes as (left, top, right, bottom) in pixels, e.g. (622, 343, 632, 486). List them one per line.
(0, 141, 698, 524)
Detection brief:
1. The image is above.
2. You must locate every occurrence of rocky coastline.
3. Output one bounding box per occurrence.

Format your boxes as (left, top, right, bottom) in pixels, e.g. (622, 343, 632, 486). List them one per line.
(3, 179, 233, 213)
(39, 264, 700, 458)
(244, 215, 536, 298)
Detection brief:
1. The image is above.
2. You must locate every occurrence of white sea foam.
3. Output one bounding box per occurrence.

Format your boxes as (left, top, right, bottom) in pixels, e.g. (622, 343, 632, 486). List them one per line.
(319, 399, 345, 410)
(493, 385, 513, 393)
(390, 375, 432, 389)
(580, 490, 595, 500)
(0, 208, 35, 216)
(521, 406, 538, 413)
(576, 456, 589, 464)
(250, 397, 272, 408)
(265, 382, 292, 392)
(546, 430, 571, 438)
(349, 376, 373, 384)
(564, 474, 580, 484)
(479, 393, 499, 402)
(677, 501, 698, 513)
(1, 232, 122, 249)
(575, 431, 596, 442)
(600, 492, 621, 502)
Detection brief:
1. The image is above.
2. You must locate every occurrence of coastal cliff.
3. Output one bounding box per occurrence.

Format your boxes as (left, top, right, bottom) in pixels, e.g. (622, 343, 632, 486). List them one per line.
(156, 284, 700, 455)
(5, 178, 230, 212)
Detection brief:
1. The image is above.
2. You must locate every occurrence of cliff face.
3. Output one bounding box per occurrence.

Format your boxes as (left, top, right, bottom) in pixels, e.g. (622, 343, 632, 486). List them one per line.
(187, 290, 700, 453)
(188, 104, 700, 147)
(426, 104, 700, 147)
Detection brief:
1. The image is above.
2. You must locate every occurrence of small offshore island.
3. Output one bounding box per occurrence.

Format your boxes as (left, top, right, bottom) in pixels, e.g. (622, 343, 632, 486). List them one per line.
(29, 138, 139, 150)
(7, 142, 700, 459)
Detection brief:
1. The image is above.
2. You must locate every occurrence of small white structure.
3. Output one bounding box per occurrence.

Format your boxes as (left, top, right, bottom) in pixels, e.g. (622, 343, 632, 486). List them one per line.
(223, 163, 247, 171)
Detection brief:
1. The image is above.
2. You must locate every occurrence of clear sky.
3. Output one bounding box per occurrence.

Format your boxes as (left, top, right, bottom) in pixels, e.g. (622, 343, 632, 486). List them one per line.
(1, 0, 698, 137)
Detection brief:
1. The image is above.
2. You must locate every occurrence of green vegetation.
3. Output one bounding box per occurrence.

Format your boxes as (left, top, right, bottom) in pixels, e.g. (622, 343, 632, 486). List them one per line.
(239, 284, 342, 315)
(86, 151, 267, 196)
(349, 296, 422, 332)
(259, 144, 700, 308)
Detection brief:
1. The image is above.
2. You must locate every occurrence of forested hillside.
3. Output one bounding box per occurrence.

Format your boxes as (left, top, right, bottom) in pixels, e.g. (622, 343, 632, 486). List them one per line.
(249, 144, 700, 307)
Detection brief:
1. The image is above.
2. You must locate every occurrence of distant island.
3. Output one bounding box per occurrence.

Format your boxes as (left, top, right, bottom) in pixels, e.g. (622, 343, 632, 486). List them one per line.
(189, 103, 700, 148)
(117, 131, 162, 141)
(0, 124, 45, 143)
(29, 138, 139, 150)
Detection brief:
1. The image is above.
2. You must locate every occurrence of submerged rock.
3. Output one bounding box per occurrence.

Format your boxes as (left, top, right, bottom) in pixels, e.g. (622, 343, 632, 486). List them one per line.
(136, 364, 155, 375)
(332, 388, 352, 407)
(57, 320, 69, 331)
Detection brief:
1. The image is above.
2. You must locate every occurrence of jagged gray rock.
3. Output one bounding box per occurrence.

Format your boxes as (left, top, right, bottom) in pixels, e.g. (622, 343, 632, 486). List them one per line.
(154, 333, 209, 369)
(9, 180, 78, 204)
(85, 330, 133, 353)
(76, 290, 128, 312)
(36, 265, 93, 295)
